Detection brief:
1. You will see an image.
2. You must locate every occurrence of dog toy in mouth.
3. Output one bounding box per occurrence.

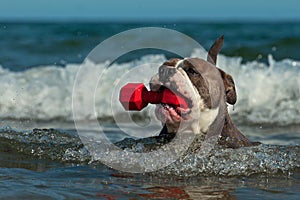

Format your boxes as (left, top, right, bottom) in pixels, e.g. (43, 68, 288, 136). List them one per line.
(119, 83, 188, 111)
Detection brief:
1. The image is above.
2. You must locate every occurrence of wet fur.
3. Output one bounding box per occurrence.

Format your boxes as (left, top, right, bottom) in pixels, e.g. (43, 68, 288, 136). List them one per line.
(117, 36, 259, 150)
(157, 36, 258, 148)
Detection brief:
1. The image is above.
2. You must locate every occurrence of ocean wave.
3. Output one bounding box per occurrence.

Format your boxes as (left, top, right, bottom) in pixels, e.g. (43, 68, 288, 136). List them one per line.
(0, 51, 299, 125)
(214, 52, 300, 125)
(0, 127, 298, 176)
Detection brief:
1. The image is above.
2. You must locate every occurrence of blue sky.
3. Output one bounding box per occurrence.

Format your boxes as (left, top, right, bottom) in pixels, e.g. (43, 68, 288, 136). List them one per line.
(0, 0, 299, 21)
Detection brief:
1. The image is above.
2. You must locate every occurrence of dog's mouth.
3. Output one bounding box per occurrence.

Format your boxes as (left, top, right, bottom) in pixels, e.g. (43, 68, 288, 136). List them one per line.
(154, 87, 192, 124)
(150, 65, 201, 132)
(161, 103, 191, 119)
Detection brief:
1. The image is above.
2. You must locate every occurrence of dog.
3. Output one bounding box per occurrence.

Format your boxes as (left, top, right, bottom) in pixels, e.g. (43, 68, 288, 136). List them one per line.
(149, 35, 258, 148)
(117, 36, 258, 150)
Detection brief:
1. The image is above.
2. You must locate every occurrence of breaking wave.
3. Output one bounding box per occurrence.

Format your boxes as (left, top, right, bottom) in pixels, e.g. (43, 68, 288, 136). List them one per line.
(0, 51, 299, 125)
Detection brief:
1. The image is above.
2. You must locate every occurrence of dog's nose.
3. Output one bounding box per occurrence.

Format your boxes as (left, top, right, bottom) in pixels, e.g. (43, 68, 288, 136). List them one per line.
(149, 74, 162, 91)
(158, 66, 176, 82)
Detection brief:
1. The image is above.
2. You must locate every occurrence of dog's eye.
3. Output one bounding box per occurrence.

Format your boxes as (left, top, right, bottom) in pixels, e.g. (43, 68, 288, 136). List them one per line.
(186, 67, 198, 75)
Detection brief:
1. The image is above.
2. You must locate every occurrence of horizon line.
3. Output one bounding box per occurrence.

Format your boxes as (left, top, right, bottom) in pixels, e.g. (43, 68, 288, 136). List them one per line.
(1, 17, 300, 24)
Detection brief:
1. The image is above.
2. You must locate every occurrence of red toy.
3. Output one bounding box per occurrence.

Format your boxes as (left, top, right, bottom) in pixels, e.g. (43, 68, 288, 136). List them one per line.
(119, 83, 188, 111)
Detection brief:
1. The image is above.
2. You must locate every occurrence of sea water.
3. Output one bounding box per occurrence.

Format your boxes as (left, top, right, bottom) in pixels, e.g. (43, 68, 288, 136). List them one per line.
(0, 22, 299, 199)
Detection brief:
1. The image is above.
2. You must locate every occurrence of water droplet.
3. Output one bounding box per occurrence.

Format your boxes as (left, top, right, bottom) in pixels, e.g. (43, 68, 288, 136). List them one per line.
(257, 54, 263, 59)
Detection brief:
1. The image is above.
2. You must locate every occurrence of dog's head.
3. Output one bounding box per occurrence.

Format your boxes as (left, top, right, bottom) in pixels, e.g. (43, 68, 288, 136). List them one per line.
(150, 36, 236, 135)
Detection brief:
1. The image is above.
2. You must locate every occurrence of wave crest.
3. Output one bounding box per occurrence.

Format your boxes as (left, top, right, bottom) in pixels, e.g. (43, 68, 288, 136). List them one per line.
(0, 52, 299, 125)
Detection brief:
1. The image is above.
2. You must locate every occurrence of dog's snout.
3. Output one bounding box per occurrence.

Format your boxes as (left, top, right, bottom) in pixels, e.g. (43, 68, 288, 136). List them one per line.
(149, 74, 162, 91)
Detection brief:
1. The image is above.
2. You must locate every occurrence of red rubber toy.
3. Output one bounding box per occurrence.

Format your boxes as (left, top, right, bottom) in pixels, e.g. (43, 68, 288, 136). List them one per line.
(119, 83, 188, 111)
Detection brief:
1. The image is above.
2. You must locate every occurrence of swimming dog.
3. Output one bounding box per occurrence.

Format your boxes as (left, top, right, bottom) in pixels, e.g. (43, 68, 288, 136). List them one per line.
(117, 36, 257, 150)
(150, 36, 256, 148)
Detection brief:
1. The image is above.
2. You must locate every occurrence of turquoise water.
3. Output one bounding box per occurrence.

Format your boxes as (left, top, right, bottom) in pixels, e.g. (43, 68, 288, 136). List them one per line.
(0, 123, 299, 199)
(0, 22, 299, 199)
(1, 22, 300, 70)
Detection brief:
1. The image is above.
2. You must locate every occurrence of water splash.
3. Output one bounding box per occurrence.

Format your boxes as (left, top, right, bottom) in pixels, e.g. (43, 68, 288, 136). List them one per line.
(0, 52, 299, 125)
(1, 128, 298, 176)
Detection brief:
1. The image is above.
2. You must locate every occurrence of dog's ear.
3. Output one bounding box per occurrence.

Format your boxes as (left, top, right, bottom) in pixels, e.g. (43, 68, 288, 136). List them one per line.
(207, 35, 236, 104)
(207, 35, 224, 65)
(218, 68, 237, 105)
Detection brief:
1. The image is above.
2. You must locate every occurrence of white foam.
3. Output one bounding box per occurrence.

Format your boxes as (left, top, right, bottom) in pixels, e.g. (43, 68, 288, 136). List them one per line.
(217, 53, 300, 125)
(0, 54, 165, 121)
(0, 52, 299, 125)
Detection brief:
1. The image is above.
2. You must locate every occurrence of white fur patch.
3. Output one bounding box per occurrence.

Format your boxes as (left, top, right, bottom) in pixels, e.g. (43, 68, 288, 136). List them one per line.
(175, 59, 184, 68)
(198, 106, 219, 133)
(175, 59, 219, 135)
